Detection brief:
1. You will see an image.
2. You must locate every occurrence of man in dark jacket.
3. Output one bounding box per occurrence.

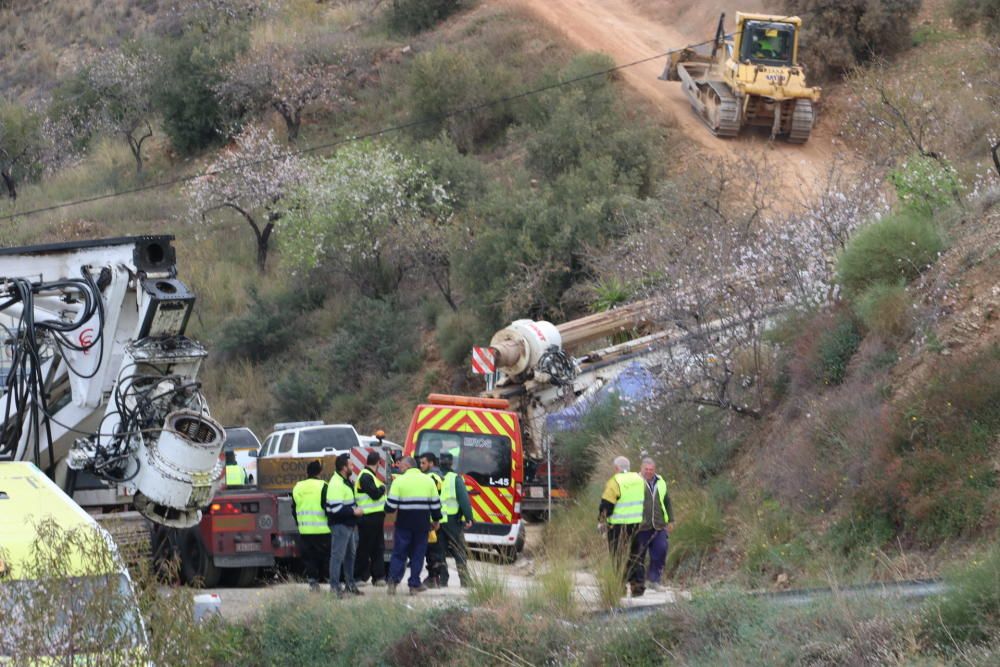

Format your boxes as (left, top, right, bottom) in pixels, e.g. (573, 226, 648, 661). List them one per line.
(354, 451, 387, 586)
(436, 452, 474, 587)
(326, 453, 364, 598)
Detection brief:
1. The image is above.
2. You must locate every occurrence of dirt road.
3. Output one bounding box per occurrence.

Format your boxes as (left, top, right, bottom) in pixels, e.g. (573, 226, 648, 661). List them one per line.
(505, 0, 845, 199)
(204, 557, 684, 622)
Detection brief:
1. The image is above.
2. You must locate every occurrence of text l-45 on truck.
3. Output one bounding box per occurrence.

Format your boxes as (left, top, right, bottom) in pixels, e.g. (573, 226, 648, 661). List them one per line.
(403, 394, 526, 563)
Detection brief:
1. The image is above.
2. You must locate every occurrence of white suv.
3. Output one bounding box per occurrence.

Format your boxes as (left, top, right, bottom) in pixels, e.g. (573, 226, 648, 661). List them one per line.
(258, 422, 362, 459)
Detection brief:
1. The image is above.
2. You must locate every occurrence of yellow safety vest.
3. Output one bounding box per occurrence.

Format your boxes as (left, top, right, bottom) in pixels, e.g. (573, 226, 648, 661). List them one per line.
(326, 473, 356, 515)
(225, 464, 246, 486)
(354, 468, 385, 515)
(428, 470, 446, 524)
(292, 478, 330, 535)
(441, 471, 460, 517)
(608, 472, 644, 525)
(386, 468, 441, 514)
(654, 477, 670, 524)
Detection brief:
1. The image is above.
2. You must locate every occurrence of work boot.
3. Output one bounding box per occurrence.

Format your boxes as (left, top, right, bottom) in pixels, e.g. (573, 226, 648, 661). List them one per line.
(348, 586, 364, 596)
(629, 582, 645, 598)
(409, 584, 428, 595)
(648, 581, 665, 592)
(372, 579, 386, 587)
(422, 576, 439, 589)
(387, 582, 397, 596)
(334, 588, 345, 599)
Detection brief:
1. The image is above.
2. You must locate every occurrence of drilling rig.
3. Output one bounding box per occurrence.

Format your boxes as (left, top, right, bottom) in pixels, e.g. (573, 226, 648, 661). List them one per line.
(0, 236, 226, 529)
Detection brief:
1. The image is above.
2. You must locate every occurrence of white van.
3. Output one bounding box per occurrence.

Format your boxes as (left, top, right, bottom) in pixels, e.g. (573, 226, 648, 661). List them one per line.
(258, 422, 362, 459)
(224, 426, 263, 483)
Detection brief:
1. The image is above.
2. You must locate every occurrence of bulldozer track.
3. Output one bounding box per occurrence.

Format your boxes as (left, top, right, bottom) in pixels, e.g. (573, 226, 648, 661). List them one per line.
(787, 99, 813, 144)
(705, 82, 740, 138)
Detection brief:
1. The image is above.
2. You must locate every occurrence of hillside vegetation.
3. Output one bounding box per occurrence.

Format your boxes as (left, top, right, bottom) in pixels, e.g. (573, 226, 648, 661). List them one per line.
(1, 0, 998, 630)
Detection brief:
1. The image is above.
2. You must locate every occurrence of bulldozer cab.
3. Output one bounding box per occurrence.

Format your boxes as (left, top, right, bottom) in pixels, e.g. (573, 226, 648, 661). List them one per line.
(738, 20, 795, 66)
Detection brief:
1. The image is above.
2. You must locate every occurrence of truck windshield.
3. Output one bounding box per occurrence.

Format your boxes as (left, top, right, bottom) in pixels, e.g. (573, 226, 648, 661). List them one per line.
(417, 430, 512, 488)
(297, 427, 357, 453)
(740, 21, 794, 65)
(224, 427, 260, 452)
(0, 573, 146, 658)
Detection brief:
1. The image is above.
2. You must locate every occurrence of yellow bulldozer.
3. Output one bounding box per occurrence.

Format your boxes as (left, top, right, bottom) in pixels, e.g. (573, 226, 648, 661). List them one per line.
(661, 12, 821, 143)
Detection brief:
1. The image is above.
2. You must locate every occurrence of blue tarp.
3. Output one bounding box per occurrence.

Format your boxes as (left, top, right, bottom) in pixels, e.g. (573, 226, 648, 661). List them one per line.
(545, 362, 659, 432)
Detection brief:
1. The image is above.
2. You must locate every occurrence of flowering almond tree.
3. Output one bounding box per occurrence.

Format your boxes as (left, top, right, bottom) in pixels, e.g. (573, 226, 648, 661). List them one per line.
(599, 157, 887, 417)
(79, 49, 160, 175)
(186, 125, 311, 272)
(281, 141, 454, 300)
(217, 39, 355, 142)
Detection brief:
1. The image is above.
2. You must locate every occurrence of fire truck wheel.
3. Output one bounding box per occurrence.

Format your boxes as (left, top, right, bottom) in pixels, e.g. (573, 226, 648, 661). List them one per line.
(496, 545, 518, 564)
(180, 528, 221, 588)
(223, 566, 260, 588)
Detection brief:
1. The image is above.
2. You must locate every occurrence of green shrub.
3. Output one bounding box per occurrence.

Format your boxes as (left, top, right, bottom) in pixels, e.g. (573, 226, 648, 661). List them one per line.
(216, 286, 323, 361)
(405, 46, 517, 151)
(274, 364, 330, 420)
(552, 396, 623, 489)
(836, 212, 945, 295)
(951, 0, 1000, 42)
(826, 509, 897, 556)
(854, 282, 913, 340)
(815, 313, 862, 386)
(924, 546, 1000, 648)
(255, 596, 421, 666)
(707, 476, 738, 507)
(666, 497, 725, 576)
(151, 26, 247, 154)
(436, 308, 493, 366)
(388, 0, 463, 35)
(889, 154, 961, 216)
(783, 0, 922, 80)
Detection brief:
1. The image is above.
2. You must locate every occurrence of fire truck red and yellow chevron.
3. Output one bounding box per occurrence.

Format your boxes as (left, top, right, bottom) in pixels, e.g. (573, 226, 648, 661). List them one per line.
(405, 397, 523, 525)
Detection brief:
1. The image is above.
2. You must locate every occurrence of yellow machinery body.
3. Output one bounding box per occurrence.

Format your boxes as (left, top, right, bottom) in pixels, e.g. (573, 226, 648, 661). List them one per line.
(662, 12, 821, 143)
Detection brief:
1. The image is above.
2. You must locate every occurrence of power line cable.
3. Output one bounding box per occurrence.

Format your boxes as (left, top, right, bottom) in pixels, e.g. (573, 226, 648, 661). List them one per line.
(0, 14, 783, 222)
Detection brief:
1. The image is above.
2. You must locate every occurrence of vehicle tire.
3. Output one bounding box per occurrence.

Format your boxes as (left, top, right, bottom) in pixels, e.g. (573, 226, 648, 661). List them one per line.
(515, 526, 526, 554)
(151, 526, 182, 582)
(222, 566, 260, 588)
(522, 510, 546, 523)
(180, 528, 221, 588)
(496, 545, 518, 565)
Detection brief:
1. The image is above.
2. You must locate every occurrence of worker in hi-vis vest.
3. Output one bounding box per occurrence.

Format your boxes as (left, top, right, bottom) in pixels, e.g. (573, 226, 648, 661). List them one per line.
(598, 455, 647, 597)
(224, 450, 247, 487)
(291, 460, 330, 591)
(419, 451, 447, 588)
(353, 450, 387, 586)
(436, 452, 474, 587)
(636, 457, 674, 592)
(385, 456, 442, 595)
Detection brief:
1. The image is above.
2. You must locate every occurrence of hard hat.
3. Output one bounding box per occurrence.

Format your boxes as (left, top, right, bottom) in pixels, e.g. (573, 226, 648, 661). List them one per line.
(765, 29, 779, 37)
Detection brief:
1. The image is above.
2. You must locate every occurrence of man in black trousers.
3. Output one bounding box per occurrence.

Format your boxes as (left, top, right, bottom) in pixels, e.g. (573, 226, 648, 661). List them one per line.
(354, 451, 388, 586)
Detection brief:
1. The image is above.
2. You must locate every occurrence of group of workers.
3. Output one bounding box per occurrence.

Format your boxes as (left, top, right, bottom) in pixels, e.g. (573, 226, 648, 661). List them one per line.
(290, 450, 473, 596)
(599, 456, 674, 597)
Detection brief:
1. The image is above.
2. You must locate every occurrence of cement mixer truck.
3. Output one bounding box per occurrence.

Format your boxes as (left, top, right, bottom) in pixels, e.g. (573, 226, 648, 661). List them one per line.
(476, 301, 675, 516)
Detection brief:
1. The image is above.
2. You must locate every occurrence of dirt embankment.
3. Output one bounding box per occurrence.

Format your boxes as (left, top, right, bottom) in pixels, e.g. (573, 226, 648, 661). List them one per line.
(503, 0, 850, 200)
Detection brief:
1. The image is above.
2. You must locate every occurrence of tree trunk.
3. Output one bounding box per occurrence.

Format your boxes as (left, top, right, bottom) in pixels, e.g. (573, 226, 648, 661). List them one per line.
(1, 168, 15, 201)
(256, 222, 274, 272)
